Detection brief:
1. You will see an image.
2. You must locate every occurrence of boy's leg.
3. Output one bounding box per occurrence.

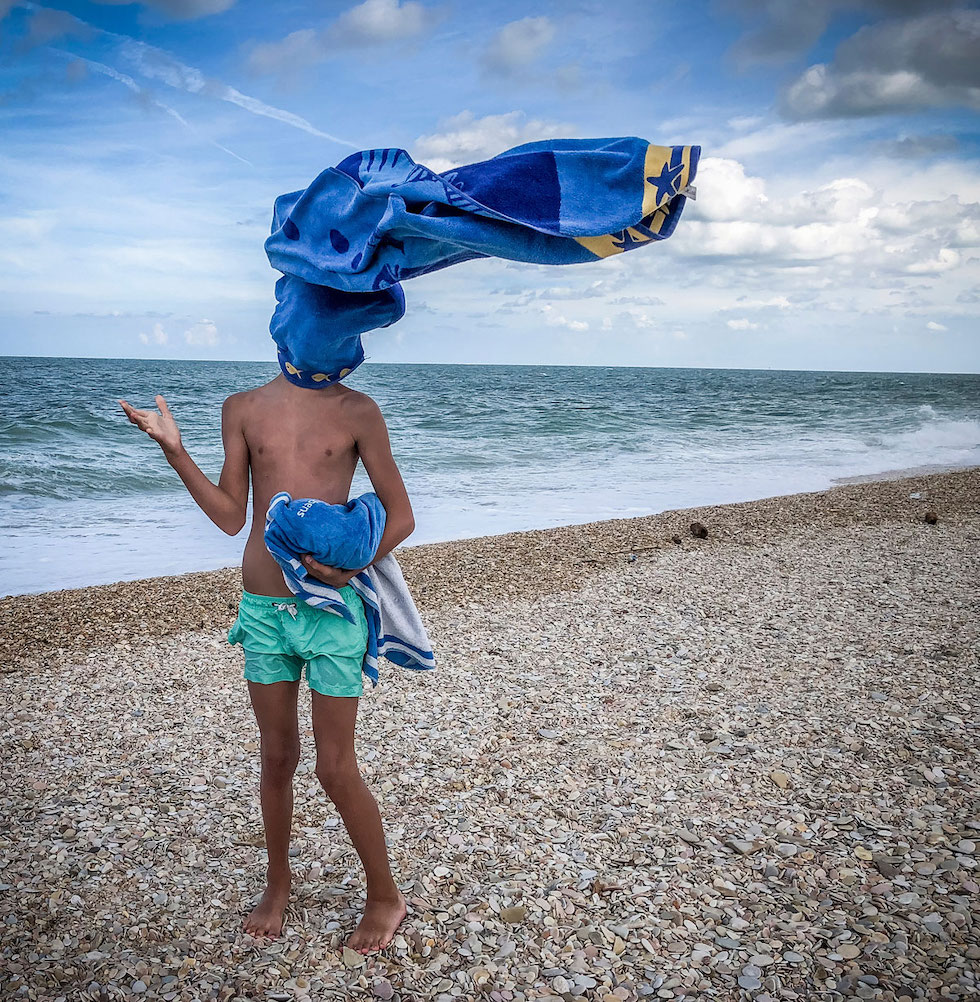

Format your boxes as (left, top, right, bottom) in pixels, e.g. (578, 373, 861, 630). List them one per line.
(311, 691, 407, 954)
(243, 678, 301, 937)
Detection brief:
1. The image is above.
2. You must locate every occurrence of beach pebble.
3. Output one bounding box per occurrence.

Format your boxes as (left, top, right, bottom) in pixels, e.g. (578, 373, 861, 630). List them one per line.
(343, 947, 365, 967)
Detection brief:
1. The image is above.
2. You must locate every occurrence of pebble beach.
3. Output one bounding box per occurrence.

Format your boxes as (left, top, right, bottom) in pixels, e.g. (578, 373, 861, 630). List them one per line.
(2, 467, 978, 1002)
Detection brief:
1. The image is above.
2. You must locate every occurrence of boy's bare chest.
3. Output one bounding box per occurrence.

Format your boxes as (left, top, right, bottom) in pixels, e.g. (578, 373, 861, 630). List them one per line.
(243, 413, 358, 486)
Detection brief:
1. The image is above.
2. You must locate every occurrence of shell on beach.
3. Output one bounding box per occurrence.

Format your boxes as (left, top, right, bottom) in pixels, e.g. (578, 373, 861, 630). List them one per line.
(1, 469, 978, 1001)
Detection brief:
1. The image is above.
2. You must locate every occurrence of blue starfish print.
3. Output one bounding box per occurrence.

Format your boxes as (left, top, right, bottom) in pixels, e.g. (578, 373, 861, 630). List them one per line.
(611, 227, 652, 253)
(647, 160, 684, 204)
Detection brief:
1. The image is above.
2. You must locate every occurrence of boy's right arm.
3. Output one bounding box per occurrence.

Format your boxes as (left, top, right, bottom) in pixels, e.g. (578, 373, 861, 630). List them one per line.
(119, 393, 249, 536)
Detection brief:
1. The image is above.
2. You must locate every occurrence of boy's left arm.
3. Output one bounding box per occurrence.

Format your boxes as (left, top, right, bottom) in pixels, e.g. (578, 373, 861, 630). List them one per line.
(301, 395, 414, 586)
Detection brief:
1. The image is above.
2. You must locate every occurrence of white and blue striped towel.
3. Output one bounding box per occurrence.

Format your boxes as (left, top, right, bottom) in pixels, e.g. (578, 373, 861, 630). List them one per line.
(264, 491, 435, 688)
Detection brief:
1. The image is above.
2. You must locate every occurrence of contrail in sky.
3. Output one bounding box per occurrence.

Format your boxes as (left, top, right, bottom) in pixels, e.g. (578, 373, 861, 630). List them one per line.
(112, 36, 358, 147)
(19, 1, 357, 147)
(53, 50, 253, 165)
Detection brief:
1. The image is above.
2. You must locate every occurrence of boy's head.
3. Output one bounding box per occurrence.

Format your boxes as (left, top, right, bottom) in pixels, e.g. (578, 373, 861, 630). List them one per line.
(269, 274, 405, 388)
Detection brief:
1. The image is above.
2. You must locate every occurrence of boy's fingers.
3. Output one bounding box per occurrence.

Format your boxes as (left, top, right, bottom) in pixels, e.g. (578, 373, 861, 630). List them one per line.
(119, 400, 149, 421)
(302, 555, 334, 574)
(155, 394, 173, 417)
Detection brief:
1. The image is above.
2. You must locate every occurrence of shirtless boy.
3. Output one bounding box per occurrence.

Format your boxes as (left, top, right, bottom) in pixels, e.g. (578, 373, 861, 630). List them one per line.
(119, 374, 414, 953)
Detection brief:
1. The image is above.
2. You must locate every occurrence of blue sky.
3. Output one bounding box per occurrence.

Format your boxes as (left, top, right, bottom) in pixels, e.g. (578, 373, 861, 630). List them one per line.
(1, 0, 978, 373)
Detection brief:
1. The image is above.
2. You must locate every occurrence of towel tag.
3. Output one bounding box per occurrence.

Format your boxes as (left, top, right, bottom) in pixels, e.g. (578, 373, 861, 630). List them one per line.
(680, 183, 697, 201)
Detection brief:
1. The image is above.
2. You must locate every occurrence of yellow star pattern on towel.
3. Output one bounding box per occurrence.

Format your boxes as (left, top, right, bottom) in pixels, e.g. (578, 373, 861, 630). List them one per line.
(573, 144, 695, 259)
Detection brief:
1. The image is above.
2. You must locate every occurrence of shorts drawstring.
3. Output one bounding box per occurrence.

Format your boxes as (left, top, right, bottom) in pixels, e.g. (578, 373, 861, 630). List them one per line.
(275, 602, 298, 619)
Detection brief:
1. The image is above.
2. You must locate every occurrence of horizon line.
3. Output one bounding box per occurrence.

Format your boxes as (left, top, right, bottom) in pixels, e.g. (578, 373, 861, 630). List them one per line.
(2, 353, 979, 377)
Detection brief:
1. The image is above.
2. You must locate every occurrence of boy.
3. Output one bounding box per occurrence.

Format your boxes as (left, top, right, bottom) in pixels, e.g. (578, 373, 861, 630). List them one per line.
(119, 372, 414, 954)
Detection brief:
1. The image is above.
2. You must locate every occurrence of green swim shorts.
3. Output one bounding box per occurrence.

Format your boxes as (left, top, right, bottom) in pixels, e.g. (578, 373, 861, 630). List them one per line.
(227, 587, 368, 698)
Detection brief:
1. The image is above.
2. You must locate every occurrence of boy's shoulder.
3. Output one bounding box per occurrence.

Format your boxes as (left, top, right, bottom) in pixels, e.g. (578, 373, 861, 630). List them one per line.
(337, 385, 382, 415)
(221, 382, 384, 419)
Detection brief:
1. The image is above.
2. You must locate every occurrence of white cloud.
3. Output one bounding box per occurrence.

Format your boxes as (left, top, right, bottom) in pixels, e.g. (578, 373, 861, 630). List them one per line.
(412, 110, 576, 172)
(726, 317, 759, 329)
(491, 277, 622, 306)
(905, 249, 961, 274)
(248, 0, 440, 74)
(675, 156, 979, 280)
(926, 320, 948, 331)
(139, 321, 169, 345)
(735, 295, 793, 309)
(780, 10, 980, 120)
(481, 16, 555, 76)
(541, 304, 588, 331)
(248, 29, 322, 75)
(332, 0, 435, 45)
(690, 157, 768, 222)
(0, 210, 58, 243)
(184, 318, 219, 346)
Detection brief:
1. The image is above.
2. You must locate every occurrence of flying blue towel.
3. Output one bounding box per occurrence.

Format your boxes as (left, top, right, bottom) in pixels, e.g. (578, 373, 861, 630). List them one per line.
(265, 137, 700, 388)
(264, 490, 435, 687)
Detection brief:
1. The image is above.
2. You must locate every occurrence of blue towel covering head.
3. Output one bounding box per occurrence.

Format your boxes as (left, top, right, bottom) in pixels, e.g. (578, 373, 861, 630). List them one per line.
(265, 137, 700, 388)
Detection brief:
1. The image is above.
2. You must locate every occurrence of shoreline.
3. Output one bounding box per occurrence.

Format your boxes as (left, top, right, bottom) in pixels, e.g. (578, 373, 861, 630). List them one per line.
(2, 465, 976, 672)
(829, 460, 978, 485)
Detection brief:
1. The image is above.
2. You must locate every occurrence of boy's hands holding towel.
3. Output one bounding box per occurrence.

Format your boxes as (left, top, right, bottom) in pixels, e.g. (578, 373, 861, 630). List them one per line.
(300, 554, 361, 588)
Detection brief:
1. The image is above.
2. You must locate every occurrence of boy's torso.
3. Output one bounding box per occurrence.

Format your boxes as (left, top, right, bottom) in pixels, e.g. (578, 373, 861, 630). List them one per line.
(235, 379, 363, 596)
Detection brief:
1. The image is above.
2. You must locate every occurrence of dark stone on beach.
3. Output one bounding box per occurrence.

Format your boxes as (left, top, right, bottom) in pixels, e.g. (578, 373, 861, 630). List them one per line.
(873, 854, 902, 878)
(671, 534, 682, 544)
(690, 521, 708, 538)
(924, 511, 938, 524)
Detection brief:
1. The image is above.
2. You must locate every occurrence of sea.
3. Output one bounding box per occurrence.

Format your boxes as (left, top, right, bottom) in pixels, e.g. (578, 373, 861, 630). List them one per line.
(1, 356, 978, 596)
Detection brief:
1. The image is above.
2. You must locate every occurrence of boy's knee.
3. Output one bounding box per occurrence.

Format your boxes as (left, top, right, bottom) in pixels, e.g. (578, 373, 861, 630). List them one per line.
(315, 753, 358, 793)
(261, 744, 301, 778)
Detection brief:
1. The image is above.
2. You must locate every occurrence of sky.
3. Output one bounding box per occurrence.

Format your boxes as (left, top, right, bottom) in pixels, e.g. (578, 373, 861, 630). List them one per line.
(1, 0, 978, 374)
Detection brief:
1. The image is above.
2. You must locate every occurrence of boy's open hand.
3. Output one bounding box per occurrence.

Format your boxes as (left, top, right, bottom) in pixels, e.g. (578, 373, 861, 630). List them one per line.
(301, 554, 357, 588)
(119, 395, 182, 456)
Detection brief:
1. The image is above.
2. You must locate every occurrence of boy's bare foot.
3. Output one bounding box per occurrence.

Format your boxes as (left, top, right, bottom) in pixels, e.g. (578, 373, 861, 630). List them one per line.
(243, 877, 291, 937)
(346, 890, 408, 954)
